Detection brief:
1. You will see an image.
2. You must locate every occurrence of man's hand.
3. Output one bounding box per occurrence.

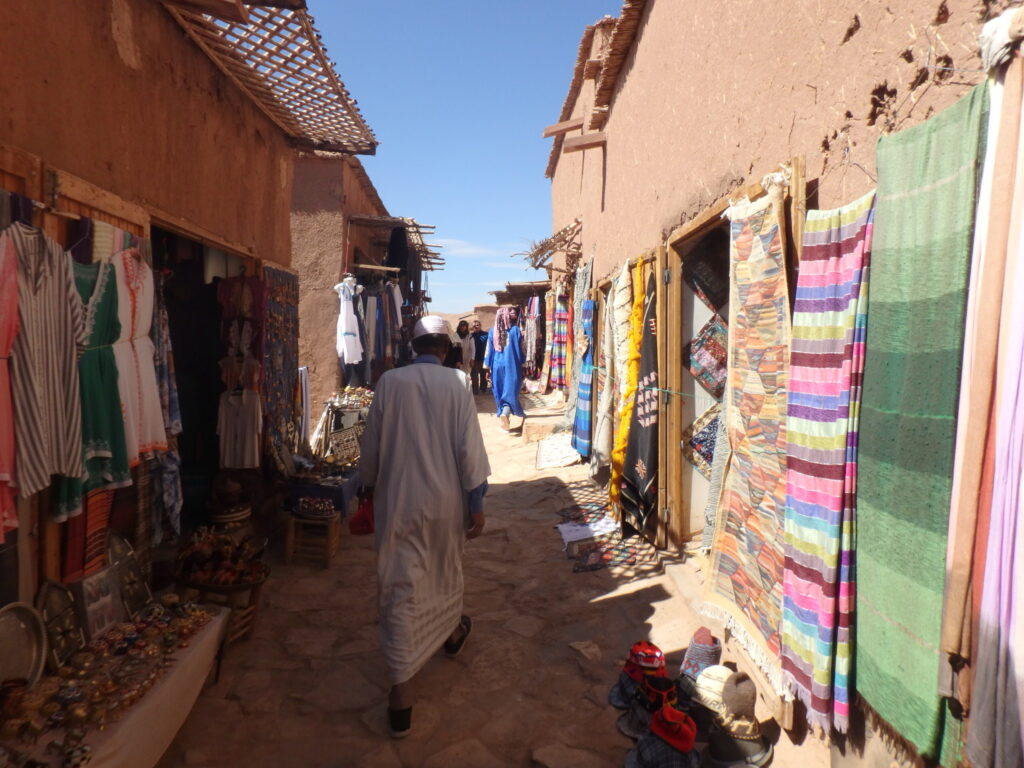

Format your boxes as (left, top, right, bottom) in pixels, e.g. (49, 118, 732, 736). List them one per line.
(466, 512, 485, 540)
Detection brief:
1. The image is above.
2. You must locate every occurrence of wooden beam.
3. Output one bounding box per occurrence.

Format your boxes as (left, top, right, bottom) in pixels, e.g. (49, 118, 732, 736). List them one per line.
(48, 168, 150, 230)
(667, 181, 765, 248)
(164, 0, 248, 22)
(562, 132, 607, 154)
(147, 203, 254, 257)
(541, 117, 585, 138)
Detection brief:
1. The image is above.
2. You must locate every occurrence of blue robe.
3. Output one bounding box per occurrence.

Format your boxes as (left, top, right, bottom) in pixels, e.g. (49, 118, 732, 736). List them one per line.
(484, 325, 525, 417)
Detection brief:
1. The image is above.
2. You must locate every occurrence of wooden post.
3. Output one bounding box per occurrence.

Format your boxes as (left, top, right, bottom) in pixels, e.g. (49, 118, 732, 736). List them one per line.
(665, 242, 685, 550)
(655, 246, 669, 550)
(787, 156, 807, 301)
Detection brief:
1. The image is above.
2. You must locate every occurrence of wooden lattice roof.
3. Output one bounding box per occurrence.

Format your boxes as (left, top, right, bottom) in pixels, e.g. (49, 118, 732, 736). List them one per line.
(519, 219, 582, 269)
(347, 215, 444, 271)
(164, 2, 378, 155)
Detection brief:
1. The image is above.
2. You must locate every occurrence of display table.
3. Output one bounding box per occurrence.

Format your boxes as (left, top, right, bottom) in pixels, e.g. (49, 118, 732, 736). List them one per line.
(25, 608, 227, 768)
(287, 471, 360, 516)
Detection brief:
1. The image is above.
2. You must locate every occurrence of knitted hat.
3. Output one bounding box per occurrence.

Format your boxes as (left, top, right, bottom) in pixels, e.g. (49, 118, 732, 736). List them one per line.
(650, 705, 698, 753)
(679, 627, 722, 693)
(611, 642, 667, 709)
(722, 672, 756, 720)
(617, 676, 679, 740)
(693, 664, 733, 714)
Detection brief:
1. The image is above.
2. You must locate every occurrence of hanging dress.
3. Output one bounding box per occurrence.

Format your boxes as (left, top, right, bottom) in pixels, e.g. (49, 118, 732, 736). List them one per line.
(6, 223, 85, 521)
(335, 280, 363, 365)
(74, 260, 131, 491)
(0, 236, 19, 534)
(112, 249, 167, 464)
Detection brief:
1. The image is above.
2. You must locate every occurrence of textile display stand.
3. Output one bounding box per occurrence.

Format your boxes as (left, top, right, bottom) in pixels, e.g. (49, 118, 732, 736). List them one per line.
(25, 609, 227, 768)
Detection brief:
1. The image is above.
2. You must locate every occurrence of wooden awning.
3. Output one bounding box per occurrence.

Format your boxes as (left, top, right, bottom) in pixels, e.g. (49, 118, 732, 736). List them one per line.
(164, 2, 377, 155)
(519, 219, 582, 269)
(347, 215, 444, 271)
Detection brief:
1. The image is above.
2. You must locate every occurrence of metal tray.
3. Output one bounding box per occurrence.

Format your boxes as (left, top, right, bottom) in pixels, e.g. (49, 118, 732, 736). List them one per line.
(0, 602, 47, 688)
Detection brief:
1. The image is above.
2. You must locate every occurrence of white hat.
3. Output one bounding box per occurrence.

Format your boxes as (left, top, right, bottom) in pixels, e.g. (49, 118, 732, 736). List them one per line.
(412, 315, 453, 340)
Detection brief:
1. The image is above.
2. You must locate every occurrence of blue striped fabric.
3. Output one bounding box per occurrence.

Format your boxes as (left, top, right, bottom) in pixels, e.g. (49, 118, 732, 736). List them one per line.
(572, 300, 596, 457)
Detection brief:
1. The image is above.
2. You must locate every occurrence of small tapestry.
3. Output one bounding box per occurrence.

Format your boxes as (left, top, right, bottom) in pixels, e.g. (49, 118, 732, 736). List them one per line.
(683, 227, 730, 313)
(686, 314, 728, 400)
(681, 404, 720, 479)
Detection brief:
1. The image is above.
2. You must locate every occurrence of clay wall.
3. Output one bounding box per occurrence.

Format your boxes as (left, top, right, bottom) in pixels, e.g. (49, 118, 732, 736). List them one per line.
(0, 0, 295, 262)
(550, 0, 1010, 278)
(291, 155, 388, 408)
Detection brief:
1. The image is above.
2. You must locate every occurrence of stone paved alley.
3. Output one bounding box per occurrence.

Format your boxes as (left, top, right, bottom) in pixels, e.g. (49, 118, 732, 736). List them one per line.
(157, 396, 828, 768)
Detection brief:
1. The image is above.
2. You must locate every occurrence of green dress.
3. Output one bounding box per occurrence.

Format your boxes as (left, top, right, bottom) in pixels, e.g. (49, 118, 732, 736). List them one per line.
(65, 260, 132, 498)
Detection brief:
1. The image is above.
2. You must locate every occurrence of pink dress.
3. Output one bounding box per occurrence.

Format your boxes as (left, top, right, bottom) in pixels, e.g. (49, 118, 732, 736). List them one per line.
(112, 250, 167, 464)
(0, 237, 18, 534)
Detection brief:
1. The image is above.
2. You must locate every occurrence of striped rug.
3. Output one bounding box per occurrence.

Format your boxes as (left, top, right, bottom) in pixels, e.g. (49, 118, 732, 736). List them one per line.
(781, 190, 875, 733)
(551, 296, 569, 390)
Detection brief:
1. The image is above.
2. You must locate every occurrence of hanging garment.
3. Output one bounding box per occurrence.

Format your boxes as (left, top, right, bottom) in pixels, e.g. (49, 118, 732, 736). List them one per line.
(335, 279, 363, 365)
(365, 296, 378, 364)
(217, 389, 262, 469)
(562, 259, 592, 429)
(781, 190, 875, 734)
(388, 282, 403, 331)
(63, 260, 133, 500)
(856, 83, 988, 762)
(262, 267, 300, 474)
(941, 55, 1019, 702)
(0, 236, 19, 534)
(112, 250, 168, 464)
(621, 272, 659, 533)
(593, 263, 632, 476)
(551, 296, 570, 389)
(5, 223, 85, 518)
(359, 359, 490, 685)
(571, 300, 596, 457)
(706, 188, 790, 696)
(610, 261, 645, 507)
(153, 272, 182, 437)
(485, 324, 525, 418)
(217, 275, 267, 359)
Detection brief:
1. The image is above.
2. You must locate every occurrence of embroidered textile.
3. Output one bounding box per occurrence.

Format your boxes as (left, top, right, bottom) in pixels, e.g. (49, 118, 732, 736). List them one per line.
(706, 189, 790, 693)
(781, 190, 875, 733)
(687, 314, 728, 400)
(856, 84, 988, 761)
(610, 262, 645, 507)
(681, 405, 720, 480)
(262, 267, 300, 474)
(683, 227, 730, 313)
(621, 271, 659, 533)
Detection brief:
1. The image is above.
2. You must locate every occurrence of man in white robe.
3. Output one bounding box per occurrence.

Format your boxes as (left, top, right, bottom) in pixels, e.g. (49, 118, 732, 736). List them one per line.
(359, 315, 490, 738)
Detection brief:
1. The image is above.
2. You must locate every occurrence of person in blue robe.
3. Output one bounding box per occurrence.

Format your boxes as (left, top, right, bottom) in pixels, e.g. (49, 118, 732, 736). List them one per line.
(484, 307, 525, 430)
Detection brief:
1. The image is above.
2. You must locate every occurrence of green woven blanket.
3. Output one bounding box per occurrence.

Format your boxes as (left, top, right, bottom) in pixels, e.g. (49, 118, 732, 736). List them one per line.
(856, 83, 988, 763)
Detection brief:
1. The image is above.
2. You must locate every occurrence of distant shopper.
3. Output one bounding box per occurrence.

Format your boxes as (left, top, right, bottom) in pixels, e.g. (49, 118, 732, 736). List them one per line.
(470, 320, 489, 394)
(455, 320, 474, 374)
(484, 307, 525, 431)
(359, 315, 490, 738)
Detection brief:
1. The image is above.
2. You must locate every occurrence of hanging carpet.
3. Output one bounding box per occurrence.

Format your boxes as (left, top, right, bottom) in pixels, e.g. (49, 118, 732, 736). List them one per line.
(705, 188, 790, 693)
(686, 314, 728, 400)
(855, 83, 989, 763)
(780, 189, 875, 734)
(681, 404, 720, 480)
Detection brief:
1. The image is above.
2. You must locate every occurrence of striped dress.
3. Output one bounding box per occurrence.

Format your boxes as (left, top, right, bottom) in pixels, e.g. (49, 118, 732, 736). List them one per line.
(780, 191, 874, 733)
(6, 223, 85, 518)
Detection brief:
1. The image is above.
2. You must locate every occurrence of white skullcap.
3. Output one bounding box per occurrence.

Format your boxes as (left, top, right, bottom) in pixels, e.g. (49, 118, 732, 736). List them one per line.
(412, 315, 452, 340)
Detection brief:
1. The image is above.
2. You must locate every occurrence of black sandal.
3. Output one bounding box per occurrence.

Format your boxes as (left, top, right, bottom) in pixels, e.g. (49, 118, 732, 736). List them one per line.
(443, 615, 472, 658)
(387, 706, 412, 738)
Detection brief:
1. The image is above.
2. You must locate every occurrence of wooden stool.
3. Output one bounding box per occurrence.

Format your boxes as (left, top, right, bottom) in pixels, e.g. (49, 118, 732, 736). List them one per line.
(177, 578, 266, 682)
(285, 512, 341, 568)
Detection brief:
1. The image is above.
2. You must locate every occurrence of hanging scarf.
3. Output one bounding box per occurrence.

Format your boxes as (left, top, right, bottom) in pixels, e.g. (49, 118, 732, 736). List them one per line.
(492, 307, 515, 353)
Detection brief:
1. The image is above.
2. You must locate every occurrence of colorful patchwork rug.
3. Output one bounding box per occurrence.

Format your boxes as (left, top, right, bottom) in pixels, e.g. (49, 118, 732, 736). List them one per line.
(781, 190, 874, 734)
(573, 537, 640, 572)
(551, 296, 569, 390)
(706, 188, 790, 693)
(856, 84, 988, 763)
(681, 404, 720, 479)
(687, 314, 728, 399)
(572, 299, 596, 457)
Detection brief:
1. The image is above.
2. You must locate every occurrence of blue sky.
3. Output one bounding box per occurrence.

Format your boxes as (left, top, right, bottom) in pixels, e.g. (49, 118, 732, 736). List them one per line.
(313, 0, 622, 314)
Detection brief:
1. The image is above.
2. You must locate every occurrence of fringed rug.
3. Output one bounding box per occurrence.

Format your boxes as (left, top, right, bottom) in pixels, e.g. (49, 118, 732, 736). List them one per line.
(536, 433, 581, 469)
(780, 190, 874, 734)
(856, 84, 988, 762)
(706, 188, 790, 694)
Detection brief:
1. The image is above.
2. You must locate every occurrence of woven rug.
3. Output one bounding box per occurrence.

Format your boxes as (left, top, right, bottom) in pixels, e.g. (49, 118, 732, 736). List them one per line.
(573, 537, 640, 572)
(856, 83, 988, 762)
(551, 296, 569, 390)
(536, 433, 581, 469)
(684, 226, 731, 313)
(681, 404, 720, 479)
(780, 190, 875, 734)
(610, 261, 645, 507)
(572, 300, 596, 456)
(706, 188, 790, 693)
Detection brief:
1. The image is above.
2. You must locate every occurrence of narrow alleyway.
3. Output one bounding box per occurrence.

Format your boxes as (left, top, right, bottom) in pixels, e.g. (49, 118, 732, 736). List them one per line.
(158, 396, 828, 768)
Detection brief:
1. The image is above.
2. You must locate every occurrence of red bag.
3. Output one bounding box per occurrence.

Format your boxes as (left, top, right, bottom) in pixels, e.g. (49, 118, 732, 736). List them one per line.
(349, 492, 374, 535)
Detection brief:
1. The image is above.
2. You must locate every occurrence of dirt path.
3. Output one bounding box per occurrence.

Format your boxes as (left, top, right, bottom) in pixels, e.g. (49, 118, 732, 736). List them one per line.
(159, 395, 827, 768)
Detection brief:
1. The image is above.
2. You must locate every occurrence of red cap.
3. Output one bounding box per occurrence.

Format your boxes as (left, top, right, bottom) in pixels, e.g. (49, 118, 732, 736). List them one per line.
(651, 705, 697, 752)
